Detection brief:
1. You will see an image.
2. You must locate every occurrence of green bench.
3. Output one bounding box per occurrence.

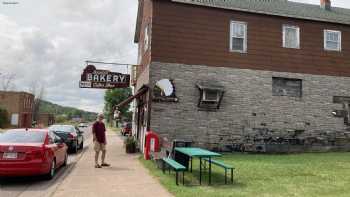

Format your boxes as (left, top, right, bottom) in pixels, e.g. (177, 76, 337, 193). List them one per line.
(162, 158, 186, 185)
(203, 158, 234, 184)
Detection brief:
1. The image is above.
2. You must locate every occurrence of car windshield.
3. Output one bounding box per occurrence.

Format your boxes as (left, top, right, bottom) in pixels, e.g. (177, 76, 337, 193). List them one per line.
(0, 131, 46, 143)
(49, 125, 75, 133)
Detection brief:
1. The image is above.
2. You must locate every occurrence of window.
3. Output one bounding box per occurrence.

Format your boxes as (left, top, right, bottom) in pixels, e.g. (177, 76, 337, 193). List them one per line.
(324, 30, 341, 51)
(230, 21, 247, 52)
(196, 82, 225, 111)
(272, 77, 302, 98)
(11, 114, 19, 126)
(144, 24, 150, 53)
(283, 25, 300, 49)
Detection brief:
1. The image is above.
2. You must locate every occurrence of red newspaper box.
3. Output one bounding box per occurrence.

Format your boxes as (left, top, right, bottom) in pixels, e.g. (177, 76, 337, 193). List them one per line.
(144, 131, 160, 160)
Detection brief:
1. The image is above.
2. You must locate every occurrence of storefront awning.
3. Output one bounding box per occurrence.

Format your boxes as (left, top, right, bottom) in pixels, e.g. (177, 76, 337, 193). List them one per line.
(115, 86, 149, 109)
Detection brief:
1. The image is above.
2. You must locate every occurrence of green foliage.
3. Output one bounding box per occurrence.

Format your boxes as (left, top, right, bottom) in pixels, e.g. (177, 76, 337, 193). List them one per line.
(55, 115, 68, 123)
(141, 153, 350, 197)
(104, 88, 132, 121)
(124, 136, 137, 153)
(39, 100, 97, 122)
(0, 108, 8, 128)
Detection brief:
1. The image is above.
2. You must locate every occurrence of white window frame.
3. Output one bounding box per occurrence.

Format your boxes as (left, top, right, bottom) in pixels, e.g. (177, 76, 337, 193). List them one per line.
(324, 30, 341, 51)
(282, 25, 300, 49)
(202, 90, 219, 102)
(230, 21, 247, 53)
(11, 114, 19, 126)
(144, 24, 150, 53)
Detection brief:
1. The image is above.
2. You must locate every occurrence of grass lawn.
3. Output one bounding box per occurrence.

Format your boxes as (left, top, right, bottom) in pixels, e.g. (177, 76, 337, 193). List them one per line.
(140, 152, 350, 197)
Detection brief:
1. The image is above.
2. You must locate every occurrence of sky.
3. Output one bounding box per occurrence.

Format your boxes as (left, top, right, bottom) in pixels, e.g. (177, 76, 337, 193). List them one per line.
(0, 0, 349, 113)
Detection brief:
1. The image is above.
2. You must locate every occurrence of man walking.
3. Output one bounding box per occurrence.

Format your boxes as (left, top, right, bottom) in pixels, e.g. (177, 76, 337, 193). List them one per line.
(92, 113, 110, 168)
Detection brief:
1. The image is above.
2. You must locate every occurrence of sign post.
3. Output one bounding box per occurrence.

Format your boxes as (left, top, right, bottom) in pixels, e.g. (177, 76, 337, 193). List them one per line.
(79, 65, 130, 89)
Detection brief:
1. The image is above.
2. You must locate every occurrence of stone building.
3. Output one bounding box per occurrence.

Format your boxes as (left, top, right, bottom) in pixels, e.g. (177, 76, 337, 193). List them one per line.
(0, 91, 34, 128)
(128, 0, 350, 152)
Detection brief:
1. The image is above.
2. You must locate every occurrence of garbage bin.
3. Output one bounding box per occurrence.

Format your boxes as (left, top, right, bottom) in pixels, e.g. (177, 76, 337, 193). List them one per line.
(172, 139, 193, 170)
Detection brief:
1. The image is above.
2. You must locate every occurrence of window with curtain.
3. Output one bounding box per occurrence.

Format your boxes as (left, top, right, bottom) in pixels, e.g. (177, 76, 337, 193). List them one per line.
(144, 24, 150, 53)
(324, 30, 341, 51)
(230, 21, 247, 52)
(283, 25, 300, 49)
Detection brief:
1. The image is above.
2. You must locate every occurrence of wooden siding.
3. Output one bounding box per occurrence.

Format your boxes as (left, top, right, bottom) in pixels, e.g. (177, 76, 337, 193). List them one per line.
(151, 0, 350, 77)
(137, 0, 153, 79)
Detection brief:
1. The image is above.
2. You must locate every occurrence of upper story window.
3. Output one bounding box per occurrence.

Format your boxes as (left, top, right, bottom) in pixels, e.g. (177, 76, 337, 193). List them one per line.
(324, 30, 341, 51)
(230, 21, 247, 53)
(144, 24, 150, 53)
(283, 25, 300, 49)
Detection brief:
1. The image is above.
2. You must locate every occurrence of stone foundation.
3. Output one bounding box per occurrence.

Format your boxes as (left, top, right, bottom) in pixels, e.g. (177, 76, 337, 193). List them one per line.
(149, 62, 350, 152)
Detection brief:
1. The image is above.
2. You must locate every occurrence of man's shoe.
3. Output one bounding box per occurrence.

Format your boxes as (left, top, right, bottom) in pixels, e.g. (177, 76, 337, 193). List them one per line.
(95, 164, 102, 168)
(101, 163, 111, 167)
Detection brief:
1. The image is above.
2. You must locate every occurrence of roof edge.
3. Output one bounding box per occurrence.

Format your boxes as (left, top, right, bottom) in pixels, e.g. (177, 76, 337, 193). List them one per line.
(171, 0, 350, 26)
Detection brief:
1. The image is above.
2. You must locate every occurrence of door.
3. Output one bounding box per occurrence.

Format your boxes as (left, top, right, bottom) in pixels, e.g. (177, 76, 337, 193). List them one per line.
(21, 113, 29, 128)
(48, 132, 65, 165)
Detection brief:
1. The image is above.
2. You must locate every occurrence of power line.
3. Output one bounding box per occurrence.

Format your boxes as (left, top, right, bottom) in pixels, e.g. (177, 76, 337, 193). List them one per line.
(85, 60, 136, 66)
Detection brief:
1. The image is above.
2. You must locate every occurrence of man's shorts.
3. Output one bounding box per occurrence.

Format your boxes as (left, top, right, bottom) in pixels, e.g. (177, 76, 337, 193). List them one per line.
(94, 141, 106, 152)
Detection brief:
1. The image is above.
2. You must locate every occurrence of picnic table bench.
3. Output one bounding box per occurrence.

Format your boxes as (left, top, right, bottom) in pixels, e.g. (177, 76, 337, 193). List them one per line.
(174, 147, 221, 185)
(162, 158, 186, 185)
(203, 158, 234, 184)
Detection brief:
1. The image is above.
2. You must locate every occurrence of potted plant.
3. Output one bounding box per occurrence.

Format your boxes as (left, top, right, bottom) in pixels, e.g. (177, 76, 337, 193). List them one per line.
(124, 136, 137, 153)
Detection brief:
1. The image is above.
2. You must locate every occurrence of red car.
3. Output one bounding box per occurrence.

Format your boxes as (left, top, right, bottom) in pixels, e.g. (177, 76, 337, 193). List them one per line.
(121, 122, 132, 136)
(0, 129, 68, 179)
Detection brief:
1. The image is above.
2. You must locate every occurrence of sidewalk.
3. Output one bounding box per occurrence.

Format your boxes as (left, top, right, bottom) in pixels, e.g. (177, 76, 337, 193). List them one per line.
(52, 132, 173, 197)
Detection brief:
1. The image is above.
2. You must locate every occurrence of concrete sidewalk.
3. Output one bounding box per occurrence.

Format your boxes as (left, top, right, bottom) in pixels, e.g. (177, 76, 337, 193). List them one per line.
(52, 132, 173, 197)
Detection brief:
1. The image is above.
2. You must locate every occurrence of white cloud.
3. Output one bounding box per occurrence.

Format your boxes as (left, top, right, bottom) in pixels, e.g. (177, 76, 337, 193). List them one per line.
(0, 0, 138, 113)
(0, 0, 349, 113)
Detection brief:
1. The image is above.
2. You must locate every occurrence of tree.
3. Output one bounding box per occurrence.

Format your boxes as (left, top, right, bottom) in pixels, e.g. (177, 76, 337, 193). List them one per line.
(104, 88, 132, 124)
(29, 81, 45, 122)
(0, 73, 16, 91)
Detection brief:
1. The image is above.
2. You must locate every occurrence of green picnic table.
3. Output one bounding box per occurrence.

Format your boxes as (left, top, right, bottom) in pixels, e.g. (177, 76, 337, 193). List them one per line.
(174, 147, 221, 185)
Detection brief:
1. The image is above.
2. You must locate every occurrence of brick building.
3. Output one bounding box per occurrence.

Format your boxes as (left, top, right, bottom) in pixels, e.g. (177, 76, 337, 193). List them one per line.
(129, 0, 350, 152)
(0, 91, 34, 128)
(36, 113, 55, 127)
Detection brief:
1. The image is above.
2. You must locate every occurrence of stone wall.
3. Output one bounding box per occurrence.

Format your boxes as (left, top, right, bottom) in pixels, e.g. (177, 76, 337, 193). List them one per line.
(149, 62, 350, 151)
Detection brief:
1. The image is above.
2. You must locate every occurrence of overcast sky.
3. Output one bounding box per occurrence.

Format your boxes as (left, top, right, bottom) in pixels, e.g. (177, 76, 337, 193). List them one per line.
(0, 0, 349, 113)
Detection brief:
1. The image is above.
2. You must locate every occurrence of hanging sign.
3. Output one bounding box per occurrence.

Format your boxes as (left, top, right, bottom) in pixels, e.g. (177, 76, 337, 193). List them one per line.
(79, 65, 130, 89)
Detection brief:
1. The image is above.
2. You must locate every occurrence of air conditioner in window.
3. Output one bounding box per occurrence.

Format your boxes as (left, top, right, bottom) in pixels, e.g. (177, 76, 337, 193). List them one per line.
(202, 90, 219, 102)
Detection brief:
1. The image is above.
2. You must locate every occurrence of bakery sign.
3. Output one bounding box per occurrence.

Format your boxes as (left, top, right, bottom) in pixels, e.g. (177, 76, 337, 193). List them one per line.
(79, 65, 130, 89)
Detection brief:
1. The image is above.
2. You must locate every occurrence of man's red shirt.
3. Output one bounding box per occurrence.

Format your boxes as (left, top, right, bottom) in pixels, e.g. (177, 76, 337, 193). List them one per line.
(93, 121, 106, 144)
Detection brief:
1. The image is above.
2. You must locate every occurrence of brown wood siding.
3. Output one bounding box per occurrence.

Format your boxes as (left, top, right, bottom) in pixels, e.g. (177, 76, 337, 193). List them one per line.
(137, 0, 153, 79)
(151, 0, 350, 77)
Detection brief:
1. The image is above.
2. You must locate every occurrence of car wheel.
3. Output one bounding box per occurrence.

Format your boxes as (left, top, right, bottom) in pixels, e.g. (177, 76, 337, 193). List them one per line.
(79, 141, 84, 150)
(63, 153, 68, 166)
(45, 159, 56, 180)
(73, 141, 78, 153)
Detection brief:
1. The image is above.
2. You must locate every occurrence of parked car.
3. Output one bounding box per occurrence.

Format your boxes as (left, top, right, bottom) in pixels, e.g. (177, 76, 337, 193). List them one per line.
(78, 122, 88, 128)
(49, 125, 84, 153)
(0, 129, 68, 179)
(121, 122, 132, 136)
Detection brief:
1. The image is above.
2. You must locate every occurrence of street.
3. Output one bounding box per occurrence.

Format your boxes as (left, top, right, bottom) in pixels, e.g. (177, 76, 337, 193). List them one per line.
(0, 126, 92, 197)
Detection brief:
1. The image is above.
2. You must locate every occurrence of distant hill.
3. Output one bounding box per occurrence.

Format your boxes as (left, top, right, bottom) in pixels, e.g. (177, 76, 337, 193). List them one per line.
(39, 100, 98, 122)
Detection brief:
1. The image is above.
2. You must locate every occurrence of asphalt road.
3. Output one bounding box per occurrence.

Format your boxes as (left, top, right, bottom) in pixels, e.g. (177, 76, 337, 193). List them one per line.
(0, 126, 92, 197)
